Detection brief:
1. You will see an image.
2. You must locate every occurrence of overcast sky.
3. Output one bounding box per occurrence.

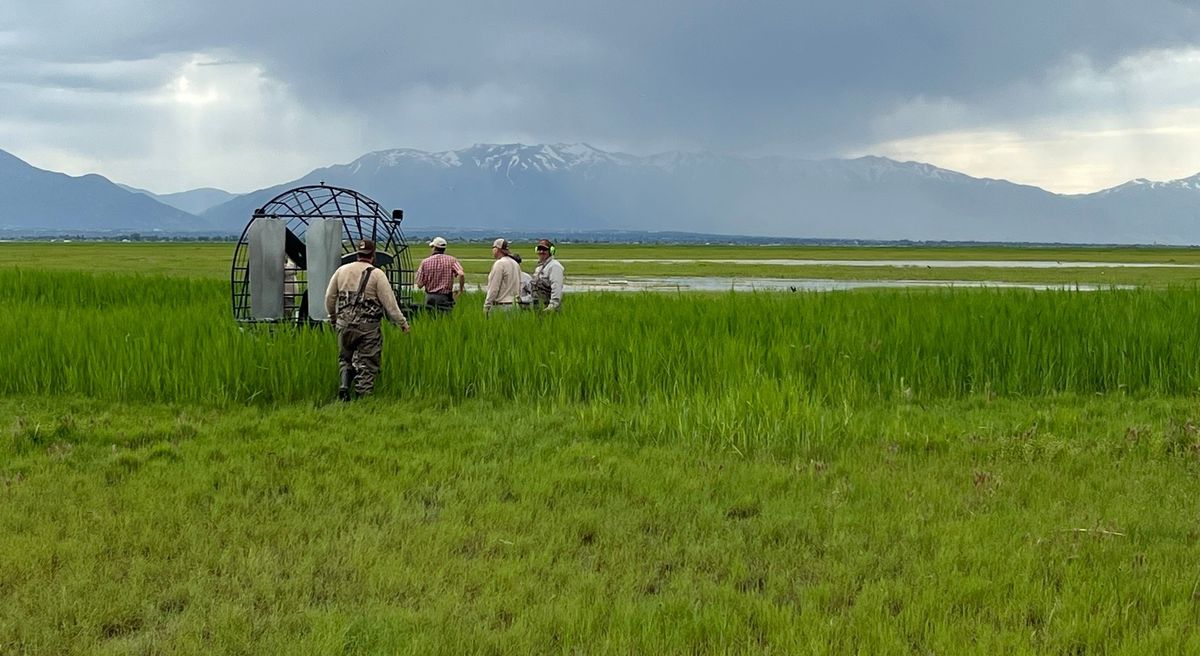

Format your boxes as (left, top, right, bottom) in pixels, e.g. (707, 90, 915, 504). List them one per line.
(4, 0, 1200, 194)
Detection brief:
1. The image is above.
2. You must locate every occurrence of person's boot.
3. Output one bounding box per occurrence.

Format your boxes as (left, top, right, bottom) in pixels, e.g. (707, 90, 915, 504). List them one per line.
(338, 368, 356, 401)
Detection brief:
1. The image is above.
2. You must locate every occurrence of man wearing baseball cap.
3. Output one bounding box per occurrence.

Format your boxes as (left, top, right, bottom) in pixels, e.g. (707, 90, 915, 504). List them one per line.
(484, 238, 521, 314)
(415, 236, 465, 312)
(324, 238, 410, 400)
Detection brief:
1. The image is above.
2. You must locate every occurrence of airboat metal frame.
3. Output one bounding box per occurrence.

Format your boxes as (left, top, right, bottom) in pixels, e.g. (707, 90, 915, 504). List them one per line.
(230, 184, 415, 324)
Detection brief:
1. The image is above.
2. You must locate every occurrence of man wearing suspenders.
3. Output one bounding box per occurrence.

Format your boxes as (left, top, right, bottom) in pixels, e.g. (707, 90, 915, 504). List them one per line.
(324, 239, 410, 400)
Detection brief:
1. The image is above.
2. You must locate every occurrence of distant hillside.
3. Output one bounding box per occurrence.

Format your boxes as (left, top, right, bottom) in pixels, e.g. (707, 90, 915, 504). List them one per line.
(0, 149, 207, 233)
(119, 184, 237, 215)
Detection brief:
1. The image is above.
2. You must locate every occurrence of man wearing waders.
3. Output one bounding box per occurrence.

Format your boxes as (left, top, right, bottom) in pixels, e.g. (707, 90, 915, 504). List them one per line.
(324, 239, 410, 400)
(531, 239, 565, 312)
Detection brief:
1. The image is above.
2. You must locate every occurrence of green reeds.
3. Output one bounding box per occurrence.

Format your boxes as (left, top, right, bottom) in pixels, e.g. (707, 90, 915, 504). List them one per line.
(5, 269, 1200, 407)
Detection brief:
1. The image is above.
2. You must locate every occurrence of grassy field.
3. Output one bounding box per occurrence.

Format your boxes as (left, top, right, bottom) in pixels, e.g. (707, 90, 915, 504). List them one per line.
(3, 243, 1200, 653)
(5, 395, 1200, 653)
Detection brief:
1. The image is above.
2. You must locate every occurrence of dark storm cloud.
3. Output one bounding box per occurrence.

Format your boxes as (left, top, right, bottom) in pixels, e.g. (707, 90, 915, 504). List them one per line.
(5, 0, 1200, 155)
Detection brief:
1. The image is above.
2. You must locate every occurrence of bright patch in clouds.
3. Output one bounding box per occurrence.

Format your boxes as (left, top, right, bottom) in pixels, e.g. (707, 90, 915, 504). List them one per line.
(130, 56, 367, 193)
(0, 53, 369, 193)
(165, 75, 219, 106)
(863, 48, 1200, 193)
(869, 113, 1200, 194)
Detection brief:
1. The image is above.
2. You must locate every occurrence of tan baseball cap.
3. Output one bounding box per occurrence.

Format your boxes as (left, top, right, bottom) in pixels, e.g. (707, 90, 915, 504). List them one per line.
(492, 238, 509, 251)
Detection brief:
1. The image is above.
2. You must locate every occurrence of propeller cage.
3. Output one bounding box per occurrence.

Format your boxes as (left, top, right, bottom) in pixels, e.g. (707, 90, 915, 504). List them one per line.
(230, 185, 414, 324)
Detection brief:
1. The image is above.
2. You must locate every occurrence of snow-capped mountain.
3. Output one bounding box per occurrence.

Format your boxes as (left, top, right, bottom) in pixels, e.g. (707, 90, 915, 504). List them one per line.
(353, 143, 634, 174)
(205, 142, 1180, 242)
(1092, 174, 1200, 194)
(5, 142, 1199, 242)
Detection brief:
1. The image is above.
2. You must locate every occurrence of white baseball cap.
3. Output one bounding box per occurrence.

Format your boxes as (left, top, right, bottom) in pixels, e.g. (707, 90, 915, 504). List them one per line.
(492, 238, 509, 251)
(429, 236, 448, 248)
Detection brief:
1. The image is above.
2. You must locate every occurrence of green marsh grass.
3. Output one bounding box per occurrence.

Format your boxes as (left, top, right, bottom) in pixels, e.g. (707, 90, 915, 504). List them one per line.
(2, 396, 1200, 653)
(5, 269, 1200, 412)
(6, 267, 1200, 651)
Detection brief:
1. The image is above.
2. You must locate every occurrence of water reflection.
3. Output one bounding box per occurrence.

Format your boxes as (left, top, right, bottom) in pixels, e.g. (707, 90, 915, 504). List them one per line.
(563, 258, 1199, 269)
(565, 277, 1131, 293)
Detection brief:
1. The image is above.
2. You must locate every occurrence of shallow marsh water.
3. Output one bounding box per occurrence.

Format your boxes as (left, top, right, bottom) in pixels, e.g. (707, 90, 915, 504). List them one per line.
(563, 276, 1130, 293)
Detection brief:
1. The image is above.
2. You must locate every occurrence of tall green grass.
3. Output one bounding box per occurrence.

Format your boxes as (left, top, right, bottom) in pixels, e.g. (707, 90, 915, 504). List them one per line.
(7, 268, 1200, 651)
(5, 269, 1200, 410)
(4, 396, 1200, 653)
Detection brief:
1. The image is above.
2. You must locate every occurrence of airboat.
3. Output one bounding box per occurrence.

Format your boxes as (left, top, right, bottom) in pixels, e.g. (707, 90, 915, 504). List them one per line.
(230, 184, 415, 324)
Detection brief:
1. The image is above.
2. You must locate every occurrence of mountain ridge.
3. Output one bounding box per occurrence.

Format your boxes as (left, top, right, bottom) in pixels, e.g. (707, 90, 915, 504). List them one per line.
(3, 144, 1199, 243)
(118, 184, 238, 215)
(200, 143, 1200, 243)
(0, 149, 208, 233)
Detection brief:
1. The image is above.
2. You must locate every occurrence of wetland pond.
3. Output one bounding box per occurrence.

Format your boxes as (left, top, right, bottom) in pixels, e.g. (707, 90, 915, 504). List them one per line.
(564, 277, 1130, 293)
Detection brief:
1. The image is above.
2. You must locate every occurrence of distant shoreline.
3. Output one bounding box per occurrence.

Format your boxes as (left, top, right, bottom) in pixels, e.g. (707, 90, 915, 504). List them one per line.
(2, 230, 1198, 249)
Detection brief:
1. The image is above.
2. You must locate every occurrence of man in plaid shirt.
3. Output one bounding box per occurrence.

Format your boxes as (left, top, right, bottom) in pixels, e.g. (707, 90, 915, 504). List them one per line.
(415, 236, 466, 312)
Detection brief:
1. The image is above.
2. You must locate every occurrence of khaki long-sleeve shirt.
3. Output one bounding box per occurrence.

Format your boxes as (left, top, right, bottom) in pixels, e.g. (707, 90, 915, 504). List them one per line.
(324, 261, 409, 329)
(484, 256, 522, 311)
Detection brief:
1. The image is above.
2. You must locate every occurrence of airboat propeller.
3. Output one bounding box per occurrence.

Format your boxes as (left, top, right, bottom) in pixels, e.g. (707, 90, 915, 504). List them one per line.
(230, 184, 415, 324)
